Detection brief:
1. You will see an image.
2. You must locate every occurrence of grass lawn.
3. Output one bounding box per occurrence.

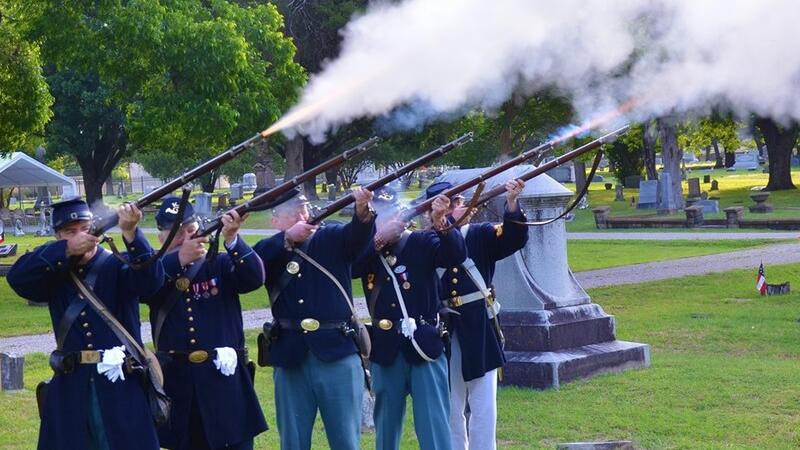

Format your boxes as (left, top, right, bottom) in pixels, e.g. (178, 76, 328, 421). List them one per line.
(565, 167, 800, 232)
(3, 264, 800, 448)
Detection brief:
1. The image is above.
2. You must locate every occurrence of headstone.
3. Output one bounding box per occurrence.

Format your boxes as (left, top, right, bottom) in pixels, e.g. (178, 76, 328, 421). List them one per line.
(687, 178, 701, 199)
(254, 163, 268, 190)
(703, 174, 711, 183)
(682, 152, 699, 163)
(13, 218, 24, 236)
(731, 150, 759, 171)
(0, 353, 24, 391)
(614, 184, 624, 202)
(695, 199, 719, 214)
(604, 183, 613, 191)
(217, 193, 228, 211)
(193, 193, 212, 218)
(637, 180, 658, 209)
(710, 180, 719, 191)
(623, 175, 641, 189)
(767, 282, 791, 295)
(657, 172, 679, 213)
(327, 184, 336, 201)
(592, 174, 604, 182)
(242, 173, 257, 190)
(546, 165, 574, 183)
(700, 191, 708, 200)
(230, 184, 243, 201)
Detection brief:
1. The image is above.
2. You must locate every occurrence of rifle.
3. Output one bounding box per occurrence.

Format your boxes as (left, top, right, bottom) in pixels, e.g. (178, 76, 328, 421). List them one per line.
(197, 137, 381, 237)
(91, 131, 271, 237)
(473, 125, 630, 207)
(308, 132, 474, 225)
(400, 125, 630, 222)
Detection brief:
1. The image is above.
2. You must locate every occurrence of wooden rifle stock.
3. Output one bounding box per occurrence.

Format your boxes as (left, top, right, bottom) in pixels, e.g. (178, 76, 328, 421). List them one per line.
(308, 132, 474, 225)
(198, 136, 380, 236)
(474, 125, 631, 206)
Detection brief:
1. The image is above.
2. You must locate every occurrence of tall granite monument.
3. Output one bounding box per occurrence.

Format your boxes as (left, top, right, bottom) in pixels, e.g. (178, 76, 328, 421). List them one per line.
(433, 165, 650, 389)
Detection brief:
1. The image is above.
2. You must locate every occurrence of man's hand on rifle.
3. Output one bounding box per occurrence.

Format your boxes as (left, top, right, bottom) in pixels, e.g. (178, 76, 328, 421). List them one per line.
(118, 203, 143, 243)
(374, 218, 406, 250)
(221, 210, 247, 247)
(179, 235, 209, 267)
(66, 233, 99, 260)
(505, 179, 525, 212)
(431, 195, 451, 231)
(352, 187, 374, 223)
(285, 221, 317, 248)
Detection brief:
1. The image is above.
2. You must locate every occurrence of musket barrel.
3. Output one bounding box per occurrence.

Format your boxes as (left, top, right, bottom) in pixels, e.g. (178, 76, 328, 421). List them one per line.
(92, 132, 264, 236)
(199, 136, 380, 236)
(308, 132, 473, 225)
(475, 124, 631, 206)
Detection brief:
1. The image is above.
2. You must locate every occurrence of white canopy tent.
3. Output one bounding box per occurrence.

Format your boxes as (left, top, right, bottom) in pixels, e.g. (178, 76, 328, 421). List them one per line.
(0, 152, 76, 190)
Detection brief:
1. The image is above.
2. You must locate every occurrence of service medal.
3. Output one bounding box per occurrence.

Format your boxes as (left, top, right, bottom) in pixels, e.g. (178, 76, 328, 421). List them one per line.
(367, 283, 374, 290)
(211, 287, 219, 296)
(175, 277, 190, 291)
(402, 281, 411, 290)
(386, 255, 397, 266)
(286, 261, 300, 275)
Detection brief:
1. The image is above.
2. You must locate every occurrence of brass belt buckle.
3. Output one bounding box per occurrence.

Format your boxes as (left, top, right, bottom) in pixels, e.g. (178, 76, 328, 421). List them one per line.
(300, 318, 320, 332)
(450, 296, 462, 307)
(80, 350, 101, 364)
(188, 350, 209, 363)
(378, 319, 393, 331)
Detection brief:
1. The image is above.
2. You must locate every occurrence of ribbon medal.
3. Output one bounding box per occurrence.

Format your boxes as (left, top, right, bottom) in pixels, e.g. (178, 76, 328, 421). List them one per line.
(202, 281, 210, 298)
(367, 273, 375, 291)
(210, 278, 219, 296)
(394, 265, 411, 290)
(192, 282, 201, 300)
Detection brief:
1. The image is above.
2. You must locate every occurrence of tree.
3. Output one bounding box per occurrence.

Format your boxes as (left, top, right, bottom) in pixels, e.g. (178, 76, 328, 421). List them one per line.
(681, 116, 741, 169)
(0, 8, 52, 150)
(20, 0, 304, 203)
(606, 125, 644, 184)
(754, 117, 798, 191)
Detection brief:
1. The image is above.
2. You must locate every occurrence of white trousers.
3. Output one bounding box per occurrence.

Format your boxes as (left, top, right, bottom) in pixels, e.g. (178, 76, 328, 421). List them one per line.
(448, 334, 498, 450)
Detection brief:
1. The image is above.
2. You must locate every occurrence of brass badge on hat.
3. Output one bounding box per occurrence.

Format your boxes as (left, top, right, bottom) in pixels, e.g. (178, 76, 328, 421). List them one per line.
(175, 277, 190, 292)
(386, 255, 397, 266)
(286, 261, 300, 275)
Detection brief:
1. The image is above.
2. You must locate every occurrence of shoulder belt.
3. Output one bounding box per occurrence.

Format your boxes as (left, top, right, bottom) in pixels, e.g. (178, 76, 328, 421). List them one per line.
(54, 250, 111, 350)
(367, 231, 410, 318)
(152, 260, 204, 349)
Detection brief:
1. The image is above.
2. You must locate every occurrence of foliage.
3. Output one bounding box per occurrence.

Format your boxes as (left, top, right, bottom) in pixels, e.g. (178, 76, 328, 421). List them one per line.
(605, 135, 644, 183)
(680, 116, 742, 154)
(0, 7, 52, 151)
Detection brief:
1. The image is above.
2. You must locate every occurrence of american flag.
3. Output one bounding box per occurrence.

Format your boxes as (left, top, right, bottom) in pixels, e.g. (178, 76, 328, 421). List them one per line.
(756, 262, 767, 295)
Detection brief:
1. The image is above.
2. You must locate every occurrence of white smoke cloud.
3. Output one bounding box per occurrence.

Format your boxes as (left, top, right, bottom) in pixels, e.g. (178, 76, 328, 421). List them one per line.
(285, 0, 800, 141)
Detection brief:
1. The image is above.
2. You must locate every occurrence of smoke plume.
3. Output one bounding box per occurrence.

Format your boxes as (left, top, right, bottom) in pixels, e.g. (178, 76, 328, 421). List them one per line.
(282, 0, 800, 141)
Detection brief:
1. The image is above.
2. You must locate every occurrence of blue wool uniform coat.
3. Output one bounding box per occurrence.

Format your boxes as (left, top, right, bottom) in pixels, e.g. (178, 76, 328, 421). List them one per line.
(440, 206, 528, 381)
(7, 229, 163, 450)
(253, 213, 375, 368)
(144, 236, 268, 449)
(354, 228, 466, 366)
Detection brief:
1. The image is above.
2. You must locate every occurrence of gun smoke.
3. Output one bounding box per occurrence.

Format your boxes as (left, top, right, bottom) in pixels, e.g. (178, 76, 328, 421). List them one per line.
(275, 0, 800, 141)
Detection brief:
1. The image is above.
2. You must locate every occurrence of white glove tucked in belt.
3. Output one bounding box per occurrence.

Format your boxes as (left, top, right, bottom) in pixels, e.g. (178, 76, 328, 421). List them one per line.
(400, 317, 417, 339)
(97, 346, 127, 383)
(213, 347, 238, 376)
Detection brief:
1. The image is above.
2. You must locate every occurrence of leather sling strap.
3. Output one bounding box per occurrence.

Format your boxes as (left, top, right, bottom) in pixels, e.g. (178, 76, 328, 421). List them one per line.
(152, 260, 204, 349)
(367, 231, 410, 318)
(55, 250, 111, 350)
(293, 248, 358, 318)
(378, 254, 435, 362)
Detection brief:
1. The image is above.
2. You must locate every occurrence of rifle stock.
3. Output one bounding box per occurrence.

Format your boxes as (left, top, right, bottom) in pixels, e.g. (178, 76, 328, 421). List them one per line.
(308, 132, 474, 225)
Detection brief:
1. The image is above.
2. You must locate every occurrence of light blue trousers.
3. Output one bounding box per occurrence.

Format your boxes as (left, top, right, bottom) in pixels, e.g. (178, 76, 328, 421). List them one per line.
(373, 354, 451, 450)
(273, 352, 363, 450)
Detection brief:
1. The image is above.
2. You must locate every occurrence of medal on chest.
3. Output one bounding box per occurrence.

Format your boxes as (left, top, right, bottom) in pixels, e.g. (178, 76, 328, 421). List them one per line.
(286, 261, 300, 275)
(209, 277, 219, 296)
(175, 277, 190, 292)
(394, 265, 411, 290)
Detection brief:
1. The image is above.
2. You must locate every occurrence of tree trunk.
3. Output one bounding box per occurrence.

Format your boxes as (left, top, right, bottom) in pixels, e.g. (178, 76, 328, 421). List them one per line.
(749, 119, 766, 157)
(755, 117, 798, 190)
(704, 146, 711, 162)
(724, 150, 736, 168)
(642, 120, 658, 180)
(656, 117, 685, 210)
(284, 135, 304, 179)
(574, 160, 587, 193)
(712, 139, 723, 168)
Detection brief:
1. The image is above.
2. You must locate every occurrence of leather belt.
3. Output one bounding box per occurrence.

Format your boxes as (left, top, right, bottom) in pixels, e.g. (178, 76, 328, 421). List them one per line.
(277, 318, 348, 332)
(49, 350, 131, 374)
(159, 347, 248, 364)
(445, 289, 493, 308)
(372, 316, 439, 332)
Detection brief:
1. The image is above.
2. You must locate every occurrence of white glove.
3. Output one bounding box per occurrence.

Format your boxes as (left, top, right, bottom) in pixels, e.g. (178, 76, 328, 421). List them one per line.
(97, 346, 127, 383)
(213, 347, 238, 376)
(488, 299, 501, 319)
(400, 317, 417, 339)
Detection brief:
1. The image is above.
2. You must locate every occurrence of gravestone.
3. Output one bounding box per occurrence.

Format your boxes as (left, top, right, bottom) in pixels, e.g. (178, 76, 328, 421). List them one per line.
(657, 172, 679, 213)
(547, 165, 574, 183)
(433, 166, 650, 389)
(328, 184, 337, 201)
(254, 163, 268, 191)
(193, 193, 212, 218)
(696, 199, 719, 214)
(242, 173, 257, 190)
(230, 184, 243, 201)
(731, 150, 760, 171)
(0, 353, 24, 391)
(623, 175, 641, 189)
(637, 180, 658, 209)
(710, 180, 719, 191)
(687, 178, 701, 199)
(703, 174, 711, 183)
(614, 184, 624, 202)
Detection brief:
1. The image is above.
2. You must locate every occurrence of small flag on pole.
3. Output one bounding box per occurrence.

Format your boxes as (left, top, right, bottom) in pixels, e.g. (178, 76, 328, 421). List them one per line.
(756, 262, 767, 295)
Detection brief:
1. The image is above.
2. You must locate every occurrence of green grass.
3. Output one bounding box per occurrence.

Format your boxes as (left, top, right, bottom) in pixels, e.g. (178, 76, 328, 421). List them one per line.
(4, 264, 800, 448)
(565, 167, 800, 232)
(567, 239, 788, 272)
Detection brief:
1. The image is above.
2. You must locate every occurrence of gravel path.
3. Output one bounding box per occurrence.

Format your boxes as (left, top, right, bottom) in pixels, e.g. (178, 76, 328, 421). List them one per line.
(574, 241, 800, 289)
(4, 241, 798, 357)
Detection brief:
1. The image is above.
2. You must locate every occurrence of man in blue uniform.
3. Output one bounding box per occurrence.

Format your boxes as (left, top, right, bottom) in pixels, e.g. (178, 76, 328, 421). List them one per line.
(439, 179, 528, 450)
(253, 187, 375, 450)
(8, 199, 164, 450)
(354, 188, 466, 450)
(145, 197, 268, 450)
